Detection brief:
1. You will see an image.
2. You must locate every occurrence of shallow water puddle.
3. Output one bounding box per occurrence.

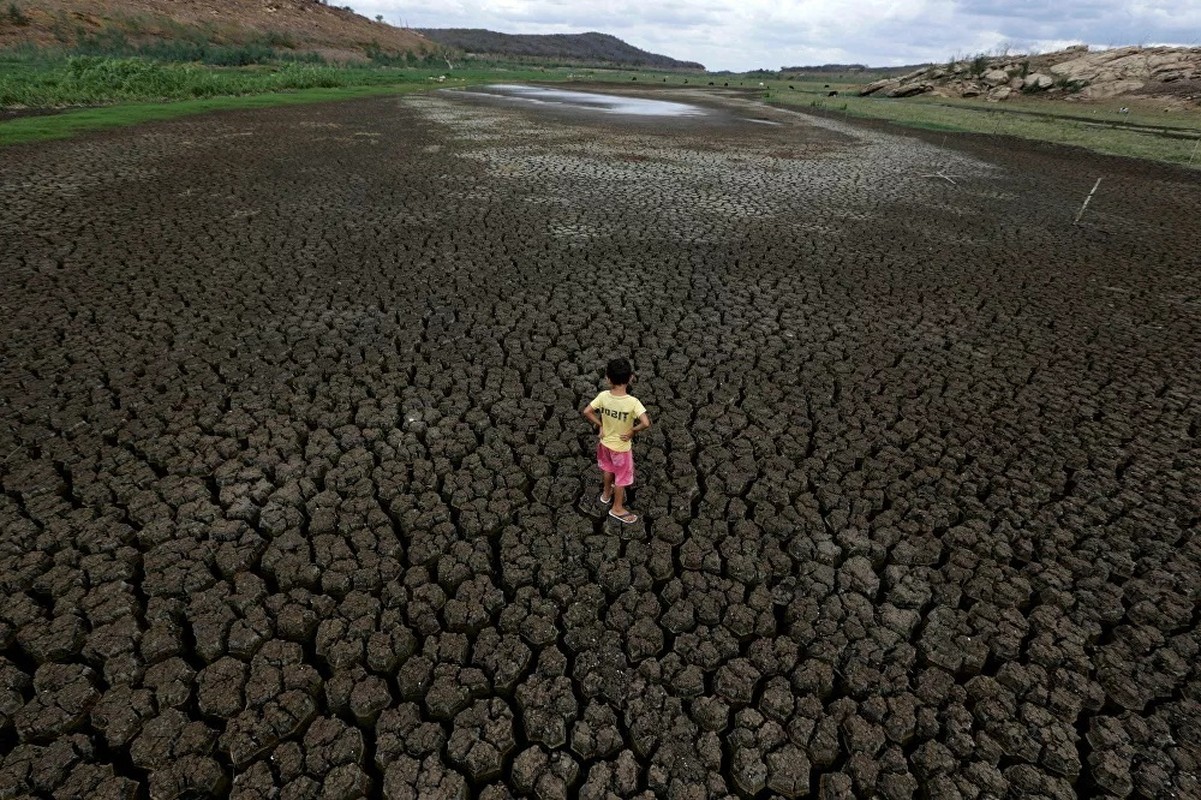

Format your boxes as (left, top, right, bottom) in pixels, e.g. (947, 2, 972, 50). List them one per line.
(458, 84, 708, 117)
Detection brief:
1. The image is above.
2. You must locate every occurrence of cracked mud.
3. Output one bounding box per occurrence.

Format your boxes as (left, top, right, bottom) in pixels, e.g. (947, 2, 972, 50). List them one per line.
(1, 85, 1199, 799)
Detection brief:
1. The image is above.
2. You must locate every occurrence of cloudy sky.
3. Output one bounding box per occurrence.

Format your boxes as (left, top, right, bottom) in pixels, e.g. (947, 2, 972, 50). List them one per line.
(345, 0, 1201, 72)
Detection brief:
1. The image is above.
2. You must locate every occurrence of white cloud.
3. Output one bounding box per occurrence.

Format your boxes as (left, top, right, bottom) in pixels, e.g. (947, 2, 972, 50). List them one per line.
(346, 0, 1201, 70)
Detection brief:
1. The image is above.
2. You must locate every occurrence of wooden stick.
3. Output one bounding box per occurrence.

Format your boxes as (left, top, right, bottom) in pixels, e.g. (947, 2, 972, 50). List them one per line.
(920, 168, 958, 185)
(1073, 177, 1102, 225)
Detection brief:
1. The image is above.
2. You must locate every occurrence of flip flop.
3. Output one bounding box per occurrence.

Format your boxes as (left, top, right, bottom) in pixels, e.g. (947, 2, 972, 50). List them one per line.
(599, 493, 613, 506)
(608, 510, 639, 524)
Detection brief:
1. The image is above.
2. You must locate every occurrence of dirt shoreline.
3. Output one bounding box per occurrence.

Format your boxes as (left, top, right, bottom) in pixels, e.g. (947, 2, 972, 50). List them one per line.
(1, 89, 1198, 798)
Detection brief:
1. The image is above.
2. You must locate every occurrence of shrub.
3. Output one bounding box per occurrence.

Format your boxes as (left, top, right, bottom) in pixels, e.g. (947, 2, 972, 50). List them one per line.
(64, 30, 324, 68)
(255, 31, 296, 50)
(65, 56, 174, 97)
(204, 43, 277, 67)
(116, 13, 149, 35)
(43, 57, 356, 103)
(51, 10, 71, 43)
(74, 28, 132, 57)
(1054, 75, 1089, 93)
(970, 53, 988, 76)
(6, 2, 29, 26)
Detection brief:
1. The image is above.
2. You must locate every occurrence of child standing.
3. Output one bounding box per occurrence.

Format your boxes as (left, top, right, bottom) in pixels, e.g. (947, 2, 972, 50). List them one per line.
(582, 358, 651, 524)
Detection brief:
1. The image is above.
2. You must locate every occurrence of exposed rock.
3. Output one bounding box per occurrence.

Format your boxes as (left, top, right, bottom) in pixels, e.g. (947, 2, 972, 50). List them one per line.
(1026, 73, 1055, 90)
(982, 69, 1010, 87)
(1078, 79, 1147, 100)
(861, 78, 900, 96)
(887, 84, 930, 98)
(858, 45, 1201, 103)
(1050, 57, 1096, 79)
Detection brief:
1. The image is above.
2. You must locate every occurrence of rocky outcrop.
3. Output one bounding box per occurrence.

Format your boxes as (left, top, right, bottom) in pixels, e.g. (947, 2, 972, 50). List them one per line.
(859, 45, 1201, 104)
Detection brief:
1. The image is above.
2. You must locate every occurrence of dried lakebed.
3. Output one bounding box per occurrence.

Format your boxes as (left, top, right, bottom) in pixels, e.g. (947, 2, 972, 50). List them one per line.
(1, 86, 1199, 799)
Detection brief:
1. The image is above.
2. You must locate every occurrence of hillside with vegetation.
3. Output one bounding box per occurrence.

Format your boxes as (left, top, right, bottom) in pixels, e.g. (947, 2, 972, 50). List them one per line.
(0, 0, 458, 114)
(0, 0, 432, 62)
(416, 29, 703, 70)
(781, 63, 920, 77)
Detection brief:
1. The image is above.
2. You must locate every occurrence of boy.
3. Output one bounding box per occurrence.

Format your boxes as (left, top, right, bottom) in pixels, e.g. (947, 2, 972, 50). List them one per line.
(582, 357, 651, 524)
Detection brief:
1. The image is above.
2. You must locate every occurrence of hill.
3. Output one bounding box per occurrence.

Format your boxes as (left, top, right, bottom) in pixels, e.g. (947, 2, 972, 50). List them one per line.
(781, 63, 906, 75)
(860, 45, 1201, 106)
(0, 0, 432, 61)
(416, 29, 703, 71)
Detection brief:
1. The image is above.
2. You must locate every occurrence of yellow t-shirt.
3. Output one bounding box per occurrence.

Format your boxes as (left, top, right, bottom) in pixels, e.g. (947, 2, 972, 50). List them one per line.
(590, 391, 646, 453)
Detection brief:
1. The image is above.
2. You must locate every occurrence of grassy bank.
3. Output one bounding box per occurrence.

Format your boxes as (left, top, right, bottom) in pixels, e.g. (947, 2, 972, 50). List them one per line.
(0, 57, 401, 108)
(0, 83, 434, 145)
(0, 52, 574, 145)
(601, 69, 1201, 169)
(763, 79, 1201, 168)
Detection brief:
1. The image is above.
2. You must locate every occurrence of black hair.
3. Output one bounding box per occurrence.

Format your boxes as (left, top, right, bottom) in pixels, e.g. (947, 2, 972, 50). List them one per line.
(606, 357, 633, 386)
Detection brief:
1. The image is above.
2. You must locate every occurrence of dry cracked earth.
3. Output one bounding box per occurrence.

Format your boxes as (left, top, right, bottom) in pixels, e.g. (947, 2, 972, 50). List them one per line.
(1, 85, 1199, 800)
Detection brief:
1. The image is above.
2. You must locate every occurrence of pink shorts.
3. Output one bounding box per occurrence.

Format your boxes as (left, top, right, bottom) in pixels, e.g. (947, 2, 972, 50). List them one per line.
(597, 443, 635, 487)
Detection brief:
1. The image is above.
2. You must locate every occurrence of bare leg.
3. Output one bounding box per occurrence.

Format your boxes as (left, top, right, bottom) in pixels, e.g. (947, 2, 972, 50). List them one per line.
(601, 471, 614, 502)
(612, 485, 628, 516)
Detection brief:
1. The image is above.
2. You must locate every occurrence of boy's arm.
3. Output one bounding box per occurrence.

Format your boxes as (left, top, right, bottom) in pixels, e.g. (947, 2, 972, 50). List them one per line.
(582, 405, 603, 434)
(620, 412, 651, 441)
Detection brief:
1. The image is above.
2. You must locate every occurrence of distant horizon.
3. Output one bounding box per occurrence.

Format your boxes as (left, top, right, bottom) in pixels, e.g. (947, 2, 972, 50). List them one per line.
(345, 1, 1200, 73)
(406, 31, 1201, 74)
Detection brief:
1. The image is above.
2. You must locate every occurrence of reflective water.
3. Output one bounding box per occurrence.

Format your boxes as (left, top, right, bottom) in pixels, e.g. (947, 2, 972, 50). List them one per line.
(465, 84, 707, 117)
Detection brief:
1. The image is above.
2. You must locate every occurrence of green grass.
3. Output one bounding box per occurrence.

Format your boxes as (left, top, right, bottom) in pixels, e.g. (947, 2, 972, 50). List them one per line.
(759, 81, 1201, 168)
(0, 57, 411, 108)
(0, 84, 435, 145)
(0, 57, 582, 145)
